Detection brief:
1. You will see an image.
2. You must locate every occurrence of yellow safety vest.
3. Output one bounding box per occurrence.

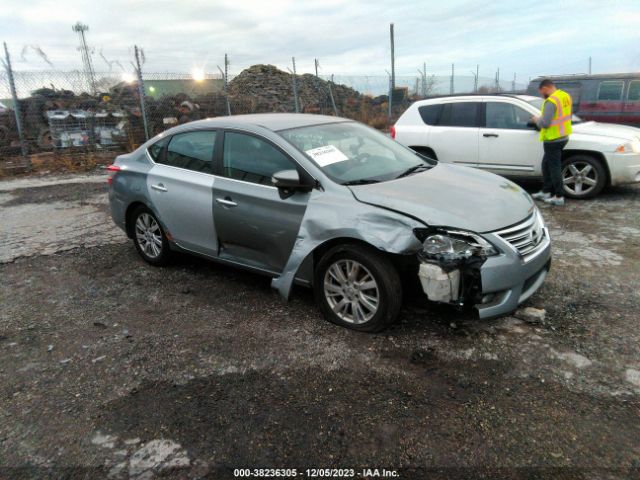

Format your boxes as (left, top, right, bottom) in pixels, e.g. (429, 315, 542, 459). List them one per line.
(539, 89, 572, 141)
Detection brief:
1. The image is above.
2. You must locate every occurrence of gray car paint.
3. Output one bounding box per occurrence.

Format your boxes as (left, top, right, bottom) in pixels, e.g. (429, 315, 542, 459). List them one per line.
(349, 163, 535, 233)
(109, 113, 550, 319)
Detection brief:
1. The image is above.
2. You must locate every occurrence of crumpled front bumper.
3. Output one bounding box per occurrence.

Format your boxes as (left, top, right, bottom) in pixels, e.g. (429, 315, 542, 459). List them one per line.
(417, 228, 551, 319)
(474, 228, 551, 319)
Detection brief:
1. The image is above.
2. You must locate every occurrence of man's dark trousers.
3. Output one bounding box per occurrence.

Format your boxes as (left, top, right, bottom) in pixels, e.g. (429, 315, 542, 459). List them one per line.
(542, 139, 568, 197)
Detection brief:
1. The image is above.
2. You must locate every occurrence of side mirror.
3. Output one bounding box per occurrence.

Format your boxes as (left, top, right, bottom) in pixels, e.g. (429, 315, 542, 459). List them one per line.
(527, 120, 540, 131)
(272, 169, 303, 189)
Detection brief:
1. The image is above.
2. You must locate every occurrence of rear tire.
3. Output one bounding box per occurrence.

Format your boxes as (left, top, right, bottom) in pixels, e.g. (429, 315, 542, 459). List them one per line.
(130, 205, 172, 266)
(561, 155, 606, 199)
(314, 244, 402, 332)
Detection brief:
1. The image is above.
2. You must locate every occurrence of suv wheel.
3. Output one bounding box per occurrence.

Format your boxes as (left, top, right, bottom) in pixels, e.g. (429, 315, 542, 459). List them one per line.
(562, 155, 606, 199)
(314, 244, 402, 332)
(131, 205, 172, 266)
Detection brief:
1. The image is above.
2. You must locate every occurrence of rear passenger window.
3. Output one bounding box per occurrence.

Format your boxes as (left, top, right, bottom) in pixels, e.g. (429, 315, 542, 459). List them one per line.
(597, 81, 624, 101)
(628, 81, 640, 101)
(223, 132, 297, 185)
(163, 131, 216, 173)
(438, 102, 480, 127)
(418, 104, 442, 125)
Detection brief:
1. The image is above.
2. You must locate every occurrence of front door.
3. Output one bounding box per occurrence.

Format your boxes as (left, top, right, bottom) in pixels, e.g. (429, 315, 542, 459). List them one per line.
(478, 100, 542, 176)
(147, 130, 218, 256)
(212, 131, 310, 273)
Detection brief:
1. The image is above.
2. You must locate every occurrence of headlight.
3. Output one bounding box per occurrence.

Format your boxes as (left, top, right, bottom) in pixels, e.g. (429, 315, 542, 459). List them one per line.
(417, 229, 498, 260)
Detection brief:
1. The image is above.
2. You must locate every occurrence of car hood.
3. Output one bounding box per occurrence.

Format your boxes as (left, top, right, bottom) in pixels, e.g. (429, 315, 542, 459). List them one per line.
(573, 121, 640, 142)
(348, 163, 535, 233)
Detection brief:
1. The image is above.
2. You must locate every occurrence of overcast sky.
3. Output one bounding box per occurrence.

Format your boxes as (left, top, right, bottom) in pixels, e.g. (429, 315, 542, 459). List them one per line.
(2, 0, 639, 80)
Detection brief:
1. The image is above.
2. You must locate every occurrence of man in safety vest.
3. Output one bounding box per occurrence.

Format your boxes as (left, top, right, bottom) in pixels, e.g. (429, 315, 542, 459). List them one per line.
(530, 79, 572, 206)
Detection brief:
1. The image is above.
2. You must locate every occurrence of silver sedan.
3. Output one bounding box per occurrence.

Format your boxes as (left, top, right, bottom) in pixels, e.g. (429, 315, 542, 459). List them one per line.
(108, 114, 551, 331)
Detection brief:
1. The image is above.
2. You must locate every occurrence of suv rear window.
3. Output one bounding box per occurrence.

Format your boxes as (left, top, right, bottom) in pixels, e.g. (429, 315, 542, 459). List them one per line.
(438, 102, 480, 127)
(418, 104, 442, 125)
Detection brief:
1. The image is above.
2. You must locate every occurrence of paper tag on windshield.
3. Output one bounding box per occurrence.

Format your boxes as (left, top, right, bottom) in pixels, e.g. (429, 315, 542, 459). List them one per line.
(305, 145, 349, 166)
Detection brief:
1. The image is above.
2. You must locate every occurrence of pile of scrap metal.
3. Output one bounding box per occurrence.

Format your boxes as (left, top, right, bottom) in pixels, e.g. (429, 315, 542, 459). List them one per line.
(227, 64, 361, 114)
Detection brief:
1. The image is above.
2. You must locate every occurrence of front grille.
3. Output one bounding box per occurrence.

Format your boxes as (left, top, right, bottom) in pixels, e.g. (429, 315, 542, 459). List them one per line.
(496, 212, 545, 258)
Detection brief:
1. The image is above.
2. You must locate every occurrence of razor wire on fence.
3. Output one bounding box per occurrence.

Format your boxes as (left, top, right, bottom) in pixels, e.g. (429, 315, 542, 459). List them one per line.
(0, 51, 528, 169)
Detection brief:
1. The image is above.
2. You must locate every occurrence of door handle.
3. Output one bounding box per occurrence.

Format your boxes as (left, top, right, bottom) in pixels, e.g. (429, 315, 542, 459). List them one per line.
(483, 133, 499, 138)
(216, 197, 238, 207)
(151, 183, 168, 192)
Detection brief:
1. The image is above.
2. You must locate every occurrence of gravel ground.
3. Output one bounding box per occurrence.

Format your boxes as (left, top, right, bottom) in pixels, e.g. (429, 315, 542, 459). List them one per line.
(1, 173, 639, 479)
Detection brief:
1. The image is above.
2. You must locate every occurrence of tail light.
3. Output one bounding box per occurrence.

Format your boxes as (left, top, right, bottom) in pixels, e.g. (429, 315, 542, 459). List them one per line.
(390, 125, 396, 139)
(106, 164, 120, 185)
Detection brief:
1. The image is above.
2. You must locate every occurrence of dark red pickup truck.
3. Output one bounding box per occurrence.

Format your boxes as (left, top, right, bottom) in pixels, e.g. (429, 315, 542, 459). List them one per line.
(526, 73, 640, 127)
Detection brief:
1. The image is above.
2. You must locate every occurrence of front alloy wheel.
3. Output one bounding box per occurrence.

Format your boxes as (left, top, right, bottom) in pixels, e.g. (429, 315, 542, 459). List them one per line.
(562, 155, 606, 199)
(314, 244, 402, 332)
(324, 259, 380, 324)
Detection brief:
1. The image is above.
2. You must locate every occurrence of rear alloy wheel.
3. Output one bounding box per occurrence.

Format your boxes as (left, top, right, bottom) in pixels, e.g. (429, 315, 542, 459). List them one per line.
(314, 245, 402, 332)
(131, 206, 171, 266)
(561, 155, 606, 199)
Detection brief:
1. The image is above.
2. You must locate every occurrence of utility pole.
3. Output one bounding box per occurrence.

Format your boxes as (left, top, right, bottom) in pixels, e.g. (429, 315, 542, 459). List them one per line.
(291, 57, 299, 113)
(133, 45, 149, 141)
(72, 22, 97, 94)
(224, 54, 231, 115)
(588, 56, 592, 74)
(471, 65, 479, 93)
(314, 58, 324, 113)
(422, 62, 427, 96)
(389, 23, 395, 122)
(417, 62, 427, 97)
(495, 67, 500, 92)
(450, 63, 454, 94)
(3, 42, 28, 161)
(389, 23, 395, 95)
(327, 73, 337, 115)
(512, 73, 516, 92)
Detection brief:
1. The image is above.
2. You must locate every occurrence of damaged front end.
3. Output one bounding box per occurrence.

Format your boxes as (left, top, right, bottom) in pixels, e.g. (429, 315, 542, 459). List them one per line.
(414, 228, 497, 310)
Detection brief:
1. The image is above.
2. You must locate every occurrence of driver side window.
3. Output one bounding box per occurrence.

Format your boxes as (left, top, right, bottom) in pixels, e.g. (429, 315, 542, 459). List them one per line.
(486, 102, 530, 130)
(222, 132, 297, 186)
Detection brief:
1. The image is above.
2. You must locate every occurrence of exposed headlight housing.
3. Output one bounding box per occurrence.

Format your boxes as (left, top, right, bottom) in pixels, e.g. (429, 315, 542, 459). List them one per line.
(415, 228, 498, 261)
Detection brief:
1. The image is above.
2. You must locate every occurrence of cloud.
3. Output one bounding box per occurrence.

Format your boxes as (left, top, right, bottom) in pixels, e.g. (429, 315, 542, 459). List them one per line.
(0, 0, 638, 80)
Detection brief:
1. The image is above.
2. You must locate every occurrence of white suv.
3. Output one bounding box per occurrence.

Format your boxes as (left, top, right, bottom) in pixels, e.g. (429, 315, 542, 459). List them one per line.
(393, 94, 640, 198)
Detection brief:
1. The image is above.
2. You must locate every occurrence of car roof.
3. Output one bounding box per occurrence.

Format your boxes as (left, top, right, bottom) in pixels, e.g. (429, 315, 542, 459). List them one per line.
(530, 73, 640, 81)
(411, 93, 532, 106)
(180, 113, 350, 132)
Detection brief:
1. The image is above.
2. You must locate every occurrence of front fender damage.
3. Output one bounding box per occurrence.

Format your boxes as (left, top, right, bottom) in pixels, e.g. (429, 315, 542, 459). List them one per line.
(271, 189, 424, 299)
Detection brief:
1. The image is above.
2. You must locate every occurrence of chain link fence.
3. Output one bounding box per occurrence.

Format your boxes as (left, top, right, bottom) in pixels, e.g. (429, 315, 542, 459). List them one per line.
(0, 58, 526, 172)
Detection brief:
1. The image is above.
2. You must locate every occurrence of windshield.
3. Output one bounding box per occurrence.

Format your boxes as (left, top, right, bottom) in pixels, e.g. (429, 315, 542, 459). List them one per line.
(525, 97, 583, 123)
(278, 122, 433, 185)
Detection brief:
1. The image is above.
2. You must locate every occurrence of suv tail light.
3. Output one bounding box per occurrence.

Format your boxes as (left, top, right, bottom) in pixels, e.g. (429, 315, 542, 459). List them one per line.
(106, 164, 120, 185)
(390, 125, 396, 139)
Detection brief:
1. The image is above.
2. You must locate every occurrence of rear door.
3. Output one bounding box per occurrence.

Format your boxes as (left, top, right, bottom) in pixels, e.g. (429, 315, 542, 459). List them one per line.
(211, 130, 310, 273)
(478, 99, 542, 176)
(146, 130, 218, 256)
(427, 100, 480, 166)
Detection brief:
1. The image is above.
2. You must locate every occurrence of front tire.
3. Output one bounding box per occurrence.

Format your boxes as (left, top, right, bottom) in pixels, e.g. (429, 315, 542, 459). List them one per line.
(561, 155, 606, 199)
(131, 205, 172, 266)
(314, 245, 402, 332)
